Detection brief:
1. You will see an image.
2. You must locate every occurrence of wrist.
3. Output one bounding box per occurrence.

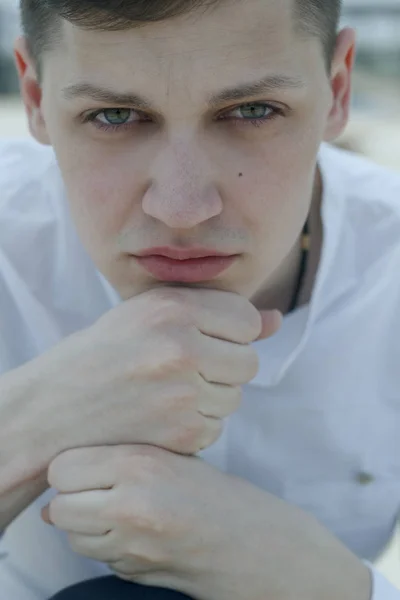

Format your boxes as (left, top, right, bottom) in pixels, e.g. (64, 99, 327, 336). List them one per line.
(0, 364, 55, 490)
(290, 514, 373, 600)
(290, 513, 373, 600)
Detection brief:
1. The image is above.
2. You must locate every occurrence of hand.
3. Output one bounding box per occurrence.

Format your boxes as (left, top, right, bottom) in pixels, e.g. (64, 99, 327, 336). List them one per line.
(42, 445, 371, 600)
(28, 287, 281, 463)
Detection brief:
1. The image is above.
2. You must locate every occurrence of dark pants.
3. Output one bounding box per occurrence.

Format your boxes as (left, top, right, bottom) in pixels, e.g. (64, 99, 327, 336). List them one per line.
(48, 576, 193, 599)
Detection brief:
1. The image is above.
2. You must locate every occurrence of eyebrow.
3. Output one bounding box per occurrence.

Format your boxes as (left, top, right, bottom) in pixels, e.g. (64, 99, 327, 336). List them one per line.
(207, 74, 305, 107)
(62, 74, 305, 110)
(62, 83, 153, 110)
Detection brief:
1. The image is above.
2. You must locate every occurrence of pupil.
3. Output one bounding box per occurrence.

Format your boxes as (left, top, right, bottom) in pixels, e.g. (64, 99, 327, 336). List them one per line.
(104, 109, 131, 124)
(240, 104, 266, 119)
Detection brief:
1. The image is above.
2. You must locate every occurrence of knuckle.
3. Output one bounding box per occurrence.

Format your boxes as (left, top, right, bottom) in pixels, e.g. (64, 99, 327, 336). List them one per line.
(169, 383, 198, 411)
(104, 494, 136, 525)
(234, 296, 263, 341)
(154, 337, 196, 376)
(115, 449, 164, 482)
(110, 494, 168, 538)
(171, 419, 207, 455)
(165, 339, 195, 371)
(134, 505, 170, 536)
(142, 336, 196, 379)
(149, 287, 186, 303)
(201, 419, 223, 450)
(130, 502, 158, 532)
(173, 417, 223, 454)
(147, 290, 192, 326)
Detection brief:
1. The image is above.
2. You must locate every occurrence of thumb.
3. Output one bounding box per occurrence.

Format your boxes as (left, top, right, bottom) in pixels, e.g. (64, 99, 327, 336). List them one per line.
(256, 309, 282, 341)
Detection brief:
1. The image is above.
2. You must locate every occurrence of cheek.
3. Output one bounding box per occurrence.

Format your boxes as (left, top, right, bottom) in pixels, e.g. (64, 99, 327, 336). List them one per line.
(41, 106, 143, 238)
(233, 143, 315, 228)
(55, 145, 142, 238)
(229, 130, 318, 274)
(232, 111, 321, 201)
(67, 174, 124, 244)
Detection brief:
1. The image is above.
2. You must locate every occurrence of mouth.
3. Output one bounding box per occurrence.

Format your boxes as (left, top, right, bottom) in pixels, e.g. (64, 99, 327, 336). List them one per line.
(133, 247, 239, 283)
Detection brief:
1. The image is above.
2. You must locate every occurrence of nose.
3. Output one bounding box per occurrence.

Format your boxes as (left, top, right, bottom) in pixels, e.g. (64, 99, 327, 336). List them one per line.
(142, 141, 223, 229)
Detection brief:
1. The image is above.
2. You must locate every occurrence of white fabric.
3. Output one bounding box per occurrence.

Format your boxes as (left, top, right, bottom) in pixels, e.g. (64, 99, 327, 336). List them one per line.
(0, 137, 400, 599)
(364, 562, 400, 600)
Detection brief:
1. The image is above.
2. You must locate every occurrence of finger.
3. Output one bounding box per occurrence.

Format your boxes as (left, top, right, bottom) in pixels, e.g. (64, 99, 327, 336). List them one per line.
(68, 531, 118, 563)
(194, 415, 223, 452)
(48, 446, 134, 492)
(195, 375, 242, 418)
(197, 335, 259, 385)
(256, 310, 282, 341)
(110, 561, 150, 580)
(111, 568, 178, 588)
(153, 288, 264, 344)
(48, 491, 112, 535)
(109, 559, 165, 579)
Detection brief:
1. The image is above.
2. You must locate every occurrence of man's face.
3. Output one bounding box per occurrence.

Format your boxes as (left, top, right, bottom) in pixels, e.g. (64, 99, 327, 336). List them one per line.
(19, 0, 352, 301)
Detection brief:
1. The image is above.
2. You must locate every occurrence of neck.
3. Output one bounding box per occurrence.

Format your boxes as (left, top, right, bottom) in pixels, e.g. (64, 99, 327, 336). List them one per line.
(252, 168, 323, 315)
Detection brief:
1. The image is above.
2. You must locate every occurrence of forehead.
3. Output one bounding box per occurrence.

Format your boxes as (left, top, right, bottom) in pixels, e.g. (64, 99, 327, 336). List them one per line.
(45, 0, 320, 101)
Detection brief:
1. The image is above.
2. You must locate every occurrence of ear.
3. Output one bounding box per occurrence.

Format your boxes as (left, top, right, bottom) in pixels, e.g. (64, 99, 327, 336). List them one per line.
(14, 37, 51, 145)
(323, 27, 356, 142)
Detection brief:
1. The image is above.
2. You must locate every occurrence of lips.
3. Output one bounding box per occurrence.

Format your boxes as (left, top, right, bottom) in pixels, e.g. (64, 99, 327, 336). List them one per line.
(134, 247, 238, 283)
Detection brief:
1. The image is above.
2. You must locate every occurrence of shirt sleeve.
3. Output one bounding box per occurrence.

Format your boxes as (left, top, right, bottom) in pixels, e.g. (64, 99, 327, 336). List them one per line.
(364, 561, 400, 600)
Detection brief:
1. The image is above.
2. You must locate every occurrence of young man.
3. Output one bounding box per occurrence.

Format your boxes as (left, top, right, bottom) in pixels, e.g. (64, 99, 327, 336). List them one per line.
(1, 0, 400, 598)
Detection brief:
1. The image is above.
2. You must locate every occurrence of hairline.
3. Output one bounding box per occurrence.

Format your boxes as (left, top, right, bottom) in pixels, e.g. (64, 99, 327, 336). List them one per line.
(29, 0, 338, 79)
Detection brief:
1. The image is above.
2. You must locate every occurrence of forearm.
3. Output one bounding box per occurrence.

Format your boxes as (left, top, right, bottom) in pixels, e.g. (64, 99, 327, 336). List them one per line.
(0, 473, 48, 532)
(0, 366, 51, 531)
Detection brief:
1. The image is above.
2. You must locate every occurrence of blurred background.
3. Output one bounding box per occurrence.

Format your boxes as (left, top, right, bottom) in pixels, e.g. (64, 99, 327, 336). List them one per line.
(0, 0, 400, 589)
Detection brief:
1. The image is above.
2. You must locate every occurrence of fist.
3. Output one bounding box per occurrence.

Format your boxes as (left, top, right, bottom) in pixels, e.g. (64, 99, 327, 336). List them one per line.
(33, 287, 281, 458)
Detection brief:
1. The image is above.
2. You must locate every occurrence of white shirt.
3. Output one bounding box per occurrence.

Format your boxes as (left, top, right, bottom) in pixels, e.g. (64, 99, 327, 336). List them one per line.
(0, 137, 399, 600)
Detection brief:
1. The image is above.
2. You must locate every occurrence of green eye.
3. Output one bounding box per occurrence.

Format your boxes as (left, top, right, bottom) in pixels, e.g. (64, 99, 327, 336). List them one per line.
(102, 108, 132, 125)
(239, 104, 269, 119)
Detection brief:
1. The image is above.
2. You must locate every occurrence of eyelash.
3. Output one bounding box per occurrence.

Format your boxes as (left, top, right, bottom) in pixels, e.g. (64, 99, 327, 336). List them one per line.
(81, 103, 284, 134)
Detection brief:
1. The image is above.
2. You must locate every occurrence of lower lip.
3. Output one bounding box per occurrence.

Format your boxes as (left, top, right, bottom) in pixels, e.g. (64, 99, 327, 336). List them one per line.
(135, 255, 238, 283)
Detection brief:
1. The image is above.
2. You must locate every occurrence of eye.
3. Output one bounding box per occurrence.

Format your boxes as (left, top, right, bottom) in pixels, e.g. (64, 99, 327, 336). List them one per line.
(219, 102, 283, 127)
(82, 108, 150, 132)
(235, 104, 272, 119)
(96, 108, 138, 125)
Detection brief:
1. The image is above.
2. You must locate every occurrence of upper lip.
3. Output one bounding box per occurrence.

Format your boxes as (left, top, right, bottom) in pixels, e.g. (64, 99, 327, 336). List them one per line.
(135, 247, 237, 260)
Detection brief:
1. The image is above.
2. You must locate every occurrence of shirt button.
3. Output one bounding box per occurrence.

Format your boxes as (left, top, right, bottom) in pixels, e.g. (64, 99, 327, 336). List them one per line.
(355, 472, 375, 485)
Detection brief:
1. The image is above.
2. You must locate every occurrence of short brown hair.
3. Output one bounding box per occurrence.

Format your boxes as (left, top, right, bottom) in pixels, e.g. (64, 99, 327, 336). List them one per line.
(20, 0, 342, 73)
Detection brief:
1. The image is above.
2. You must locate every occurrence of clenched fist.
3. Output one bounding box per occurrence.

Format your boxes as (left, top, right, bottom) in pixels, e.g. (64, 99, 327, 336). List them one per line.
(27, 287, 281, 463)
